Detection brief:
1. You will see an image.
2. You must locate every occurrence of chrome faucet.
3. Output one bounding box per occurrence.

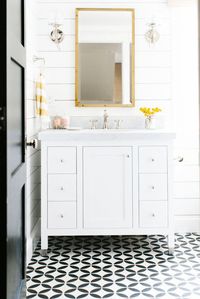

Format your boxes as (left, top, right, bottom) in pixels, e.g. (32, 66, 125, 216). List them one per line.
(103, 109, 109, 129)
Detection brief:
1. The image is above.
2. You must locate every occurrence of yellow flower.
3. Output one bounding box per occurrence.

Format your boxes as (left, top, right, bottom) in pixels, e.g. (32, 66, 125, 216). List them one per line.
(140, 107, 162, 117)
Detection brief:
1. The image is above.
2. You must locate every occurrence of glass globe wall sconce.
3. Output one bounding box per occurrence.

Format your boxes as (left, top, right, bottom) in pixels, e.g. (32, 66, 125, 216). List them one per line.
(49, 22, 64, 49)
(145, 22, 160, 45)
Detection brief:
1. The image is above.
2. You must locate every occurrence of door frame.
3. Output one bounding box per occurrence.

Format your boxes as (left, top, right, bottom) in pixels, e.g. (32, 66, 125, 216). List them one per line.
(0, 0, 8, 297)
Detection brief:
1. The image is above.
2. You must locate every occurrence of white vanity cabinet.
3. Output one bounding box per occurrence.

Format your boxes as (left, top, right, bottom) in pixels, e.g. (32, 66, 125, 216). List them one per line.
(39, 130, 175, 254)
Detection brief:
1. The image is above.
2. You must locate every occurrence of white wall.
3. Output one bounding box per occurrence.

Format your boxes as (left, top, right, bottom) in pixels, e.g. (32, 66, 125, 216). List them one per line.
(35, 0, 172, 124)
(171, 2, 200, 232)
(25, 0, 41, 264)
(30, 0, 199, 236)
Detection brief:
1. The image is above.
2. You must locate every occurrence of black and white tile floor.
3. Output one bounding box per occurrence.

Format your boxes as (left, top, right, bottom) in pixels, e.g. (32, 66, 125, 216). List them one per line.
(26, 234, 200, 299)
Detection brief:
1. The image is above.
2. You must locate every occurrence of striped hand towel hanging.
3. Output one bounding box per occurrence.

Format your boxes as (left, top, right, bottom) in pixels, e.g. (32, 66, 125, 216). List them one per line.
(36, 73, 48, 117)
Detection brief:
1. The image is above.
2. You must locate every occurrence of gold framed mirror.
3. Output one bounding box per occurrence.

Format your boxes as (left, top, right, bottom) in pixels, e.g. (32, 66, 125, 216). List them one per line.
(75, 8, 135, 107)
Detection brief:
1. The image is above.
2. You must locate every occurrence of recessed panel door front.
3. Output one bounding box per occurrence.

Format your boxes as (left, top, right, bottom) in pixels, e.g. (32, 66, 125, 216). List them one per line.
(83, 147, 132, 229)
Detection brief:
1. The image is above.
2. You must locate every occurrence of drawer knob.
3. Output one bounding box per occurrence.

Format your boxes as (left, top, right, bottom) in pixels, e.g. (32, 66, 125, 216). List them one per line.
(152, 213, 155, 217)
(151, 186, 155, 190)
(60, 159, 64, 163)
(60, 187, 64, 191)
(151, 158, 155, 162)
(127, 155, 130, 158)
(60, 214, 64, 218)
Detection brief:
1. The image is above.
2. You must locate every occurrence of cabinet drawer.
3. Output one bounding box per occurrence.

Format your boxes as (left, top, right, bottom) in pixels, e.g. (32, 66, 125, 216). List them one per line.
(48, 202, 76, 229)
(139, 146, 167, 173)
(140, 201, 168, 228)
(48, 147, 76, 173)
(48, 174, 76, 202)
(139, 174, 167, 201)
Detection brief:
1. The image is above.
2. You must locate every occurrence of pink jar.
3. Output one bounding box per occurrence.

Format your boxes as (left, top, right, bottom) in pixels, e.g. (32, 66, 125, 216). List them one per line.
(60, 117, 69, 129)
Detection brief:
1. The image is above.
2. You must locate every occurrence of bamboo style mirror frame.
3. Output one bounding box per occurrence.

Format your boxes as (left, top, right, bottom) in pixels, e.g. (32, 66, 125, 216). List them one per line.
(75, 8, 135, 107)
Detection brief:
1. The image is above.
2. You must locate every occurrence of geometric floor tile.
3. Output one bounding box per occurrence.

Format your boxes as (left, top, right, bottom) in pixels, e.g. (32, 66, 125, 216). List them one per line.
(26, 233, 200, 299)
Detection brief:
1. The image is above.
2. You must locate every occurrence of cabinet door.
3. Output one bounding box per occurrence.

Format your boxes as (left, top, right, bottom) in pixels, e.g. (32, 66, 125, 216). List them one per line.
(83, 147, 132, 228)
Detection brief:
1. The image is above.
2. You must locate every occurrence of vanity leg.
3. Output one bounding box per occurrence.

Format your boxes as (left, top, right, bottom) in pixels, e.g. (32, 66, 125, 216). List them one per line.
(41, 232, 48, 256)
(167, 233, 174, 255)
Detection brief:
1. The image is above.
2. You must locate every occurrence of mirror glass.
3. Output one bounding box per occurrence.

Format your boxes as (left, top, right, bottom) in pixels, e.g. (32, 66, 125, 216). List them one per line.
(75, 9, 135, 107)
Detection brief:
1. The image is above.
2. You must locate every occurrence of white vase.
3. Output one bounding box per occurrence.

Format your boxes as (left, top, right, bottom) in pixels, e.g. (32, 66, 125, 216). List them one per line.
(145, 116, 156, 129)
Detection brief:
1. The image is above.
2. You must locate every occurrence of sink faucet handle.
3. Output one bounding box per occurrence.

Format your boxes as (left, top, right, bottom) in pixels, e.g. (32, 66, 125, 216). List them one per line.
(114, 119, 123, 129)
(89, 119, 98, 129)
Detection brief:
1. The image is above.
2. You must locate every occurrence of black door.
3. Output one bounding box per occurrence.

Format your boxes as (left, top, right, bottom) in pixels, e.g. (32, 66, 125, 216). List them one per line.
(0, 0, 26, 298)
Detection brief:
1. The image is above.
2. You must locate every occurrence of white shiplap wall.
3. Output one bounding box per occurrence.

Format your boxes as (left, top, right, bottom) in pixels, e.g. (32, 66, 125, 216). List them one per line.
(26, 0, 41, 264)
(32, 0, 199, 233)
(171, 3, 200, 232)
(35, 0, 172, 125)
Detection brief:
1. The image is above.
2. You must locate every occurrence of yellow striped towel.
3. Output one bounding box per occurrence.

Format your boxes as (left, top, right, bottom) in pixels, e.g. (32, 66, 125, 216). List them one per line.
(35, 74, 48, 117)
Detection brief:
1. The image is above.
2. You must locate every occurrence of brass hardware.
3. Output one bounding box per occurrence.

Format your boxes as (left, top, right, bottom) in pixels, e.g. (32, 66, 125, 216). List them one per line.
(26, 139, 38, 149)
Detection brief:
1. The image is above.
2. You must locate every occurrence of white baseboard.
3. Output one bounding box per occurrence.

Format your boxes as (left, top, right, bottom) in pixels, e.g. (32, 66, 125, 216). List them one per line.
(26, 217, 41, 266)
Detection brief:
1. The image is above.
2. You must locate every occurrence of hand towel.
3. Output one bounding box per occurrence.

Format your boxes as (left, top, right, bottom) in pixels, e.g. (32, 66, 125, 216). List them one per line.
(36, 74, 48, 117)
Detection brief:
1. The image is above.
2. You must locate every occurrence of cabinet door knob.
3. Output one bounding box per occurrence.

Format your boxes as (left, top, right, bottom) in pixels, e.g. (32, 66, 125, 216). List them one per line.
(127, 155, 130, 158)
(152, 213, 155, 217)
(174, 156, 184, 162)
(151, 158, 155, 162)
(151, 186, 155, 190)
(60, 159, 64, 163)
(60, 187, 64, 191)
(60, 214, 64, 218)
